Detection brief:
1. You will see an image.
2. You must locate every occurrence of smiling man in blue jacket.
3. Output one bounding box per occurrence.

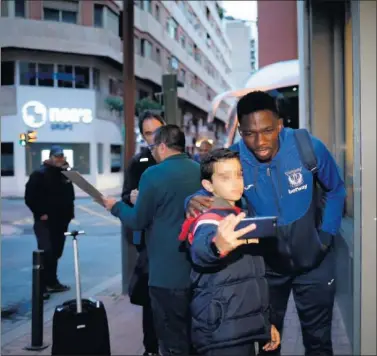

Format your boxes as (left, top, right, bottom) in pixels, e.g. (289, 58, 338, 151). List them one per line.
(185, 91, 346, 356)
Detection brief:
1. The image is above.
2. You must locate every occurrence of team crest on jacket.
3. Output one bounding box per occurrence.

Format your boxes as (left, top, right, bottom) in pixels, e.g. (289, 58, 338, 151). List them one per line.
(285, 167, 307, 194)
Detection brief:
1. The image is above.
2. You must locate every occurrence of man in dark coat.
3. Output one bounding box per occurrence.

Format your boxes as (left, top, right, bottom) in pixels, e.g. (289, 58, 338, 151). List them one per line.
(25, 145, 74, 298)
(121, 111, 165, 356)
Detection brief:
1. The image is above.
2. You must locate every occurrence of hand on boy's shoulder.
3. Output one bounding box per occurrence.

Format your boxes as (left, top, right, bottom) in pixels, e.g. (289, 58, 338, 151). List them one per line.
(186, 195, 214, 218)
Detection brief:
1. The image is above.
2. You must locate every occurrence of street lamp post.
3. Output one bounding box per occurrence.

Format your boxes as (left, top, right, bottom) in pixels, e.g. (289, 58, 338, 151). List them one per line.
(121, 0, 136, 295)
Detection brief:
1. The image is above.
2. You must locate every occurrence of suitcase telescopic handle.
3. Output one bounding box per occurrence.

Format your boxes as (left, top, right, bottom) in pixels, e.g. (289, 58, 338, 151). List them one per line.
(64, 230, 85, 237)
(65, 230, 85, 313)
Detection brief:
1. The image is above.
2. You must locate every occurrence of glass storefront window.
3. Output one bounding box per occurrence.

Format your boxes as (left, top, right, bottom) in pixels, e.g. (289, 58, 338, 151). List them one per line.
(1, 143, 14, 176)
(110, 144, 122, 173)
(26, 143, 90, 175)
(19, 62, 37, 86)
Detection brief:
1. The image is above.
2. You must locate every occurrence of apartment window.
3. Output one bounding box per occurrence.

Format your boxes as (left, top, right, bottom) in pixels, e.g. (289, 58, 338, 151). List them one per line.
(44, 8, 77, 23)
(141, 39, 152, 58)
(166, 18, 178, 40)
(155, 4, 160, 21)
(19, 62, 37, 86)
(1, 143, 14, 177)
(1, 61, 15, 86)
(143, 0, 152, 14)
(38, 63, 54, 87)
(57, 65, 73, 88)
(106, 8, 119, 35)
(94, 4, 104, 27)
(187, 42, 193, 56)
(171, 57, 179, 71)
(194, 45, 201, 64)
(110, 145, 122, 173)
(93, 68, 100, 91)
(166, 56, 171, 71)
(44, 8, 60, 21)
(139, 90, 148, 99)
(180, 35, 186, 48)
(43, 1, 78, 24)
(62, 10, 77, 23)
(206, 34, 212, 48)
(192, 75, 198, 89)
(155, 48, 161, 64)
(109, 78, 117, 95)
(75, 66, 90, 89)
(134, 36, 140, 54)
(206, 7, 210, 20)
(179, 69, 186, 83)
(15, 0, 26, 18)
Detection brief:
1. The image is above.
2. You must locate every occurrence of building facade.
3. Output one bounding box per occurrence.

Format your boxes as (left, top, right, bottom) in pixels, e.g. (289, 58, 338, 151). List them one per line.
(0, 0, 233, 196)
(225, 18, 252, 88)
(298, 0, 376, 354)
(257, 0, 298, 68)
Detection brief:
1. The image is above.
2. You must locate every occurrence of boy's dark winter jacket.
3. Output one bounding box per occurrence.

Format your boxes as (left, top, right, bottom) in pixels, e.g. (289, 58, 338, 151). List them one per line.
(184, 206, 271, 353)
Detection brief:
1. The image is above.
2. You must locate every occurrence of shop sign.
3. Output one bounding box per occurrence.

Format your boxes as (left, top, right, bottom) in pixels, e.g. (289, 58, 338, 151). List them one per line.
(22, 101, 93, 129)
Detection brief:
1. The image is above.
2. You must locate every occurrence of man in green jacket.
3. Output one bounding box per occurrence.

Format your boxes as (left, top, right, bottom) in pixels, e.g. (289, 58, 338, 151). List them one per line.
(103, 125, 201, 356)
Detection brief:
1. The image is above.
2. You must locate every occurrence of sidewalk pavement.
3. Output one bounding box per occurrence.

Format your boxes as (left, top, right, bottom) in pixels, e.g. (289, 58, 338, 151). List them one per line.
(1, 291, 352, 356)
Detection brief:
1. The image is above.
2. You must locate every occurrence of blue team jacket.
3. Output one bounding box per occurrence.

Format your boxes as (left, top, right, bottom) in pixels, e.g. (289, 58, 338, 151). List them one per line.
(185, 128, 346, 273)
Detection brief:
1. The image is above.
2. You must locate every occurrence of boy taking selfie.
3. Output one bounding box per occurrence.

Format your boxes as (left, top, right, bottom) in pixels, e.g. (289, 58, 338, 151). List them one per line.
(179, 148, 280, 356)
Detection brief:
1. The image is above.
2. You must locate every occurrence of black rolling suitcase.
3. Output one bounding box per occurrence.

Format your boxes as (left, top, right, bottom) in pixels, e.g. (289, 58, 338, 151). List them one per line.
(51, 230, 111, 355)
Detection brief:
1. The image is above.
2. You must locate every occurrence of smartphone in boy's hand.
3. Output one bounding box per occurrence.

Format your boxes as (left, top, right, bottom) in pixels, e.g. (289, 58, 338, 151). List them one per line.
(236, 216, 278, 239)
(213, 212, 259, 256)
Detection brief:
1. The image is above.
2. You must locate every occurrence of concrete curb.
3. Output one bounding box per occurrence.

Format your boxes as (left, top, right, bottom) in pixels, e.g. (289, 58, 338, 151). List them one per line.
(1, 273, 122, 347)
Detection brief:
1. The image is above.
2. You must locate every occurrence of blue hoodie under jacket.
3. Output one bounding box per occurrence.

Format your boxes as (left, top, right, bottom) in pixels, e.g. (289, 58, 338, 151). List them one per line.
(185, 128, 346, 273)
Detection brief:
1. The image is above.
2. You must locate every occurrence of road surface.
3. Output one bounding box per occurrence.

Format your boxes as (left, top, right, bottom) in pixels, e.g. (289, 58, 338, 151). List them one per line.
(1, 198, 123, 334)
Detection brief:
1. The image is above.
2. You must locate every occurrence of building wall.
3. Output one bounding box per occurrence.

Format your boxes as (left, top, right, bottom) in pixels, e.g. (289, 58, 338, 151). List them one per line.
(1, 85, 123, 196)
(257, 0, 298, 68)
(225, 20, 252, 88)
(357, 2, 376, 354)
(299, 0, 376, 354)
(0, 0, 233, 122)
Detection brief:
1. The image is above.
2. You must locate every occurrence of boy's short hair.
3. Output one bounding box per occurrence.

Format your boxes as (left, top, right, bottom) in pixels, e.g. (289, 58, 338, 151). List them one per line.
(201, 148, 240, 181)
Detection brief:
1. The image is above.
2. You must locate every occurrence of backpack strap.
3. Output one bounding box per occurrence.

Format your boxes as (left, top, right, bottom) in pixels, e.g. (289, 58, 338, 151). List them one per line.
(294, 129, 318, 174)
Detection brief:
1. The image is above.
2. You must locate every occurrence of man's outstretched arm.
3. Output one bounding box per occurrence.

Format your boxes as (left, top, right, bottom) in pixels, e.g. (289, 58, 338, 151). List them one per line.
(110, 169, 157, 230)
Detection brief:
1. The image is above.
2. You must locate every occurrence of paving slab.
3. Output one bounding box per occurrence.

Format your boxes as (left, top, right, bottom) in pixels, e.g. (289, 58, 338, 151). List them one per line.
(1, 292, 351, 356)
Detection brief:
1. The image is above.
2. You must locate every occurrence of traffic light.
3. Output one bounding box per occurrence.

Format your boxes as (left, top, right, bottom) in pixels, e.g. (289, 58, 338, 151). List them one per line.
(19, 133, 27, 146)
(27, 130, 37, 143)
(19, 131, 37, 146)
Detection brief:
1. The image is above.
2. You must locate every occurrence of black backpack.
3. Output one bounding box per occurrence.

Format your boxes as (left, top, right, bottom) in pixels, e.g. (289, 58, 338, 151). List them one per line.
(294, 129, 327, 227)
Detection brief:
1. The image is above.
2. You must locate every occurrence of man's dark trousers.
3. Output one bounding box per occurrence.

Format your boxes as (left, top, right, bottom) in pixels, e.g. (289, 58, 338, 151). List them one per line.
(260, 248, 336, 356)
(142, 288, 159, 353)
(149, 286, 191, 356)
(33, 219, 69, 288)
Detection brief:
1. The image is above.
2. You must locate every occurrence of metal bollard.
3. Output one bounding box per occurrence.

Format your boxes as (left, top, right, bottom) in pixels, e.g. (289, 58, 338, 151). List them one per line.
(24, 250, 49, 351)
